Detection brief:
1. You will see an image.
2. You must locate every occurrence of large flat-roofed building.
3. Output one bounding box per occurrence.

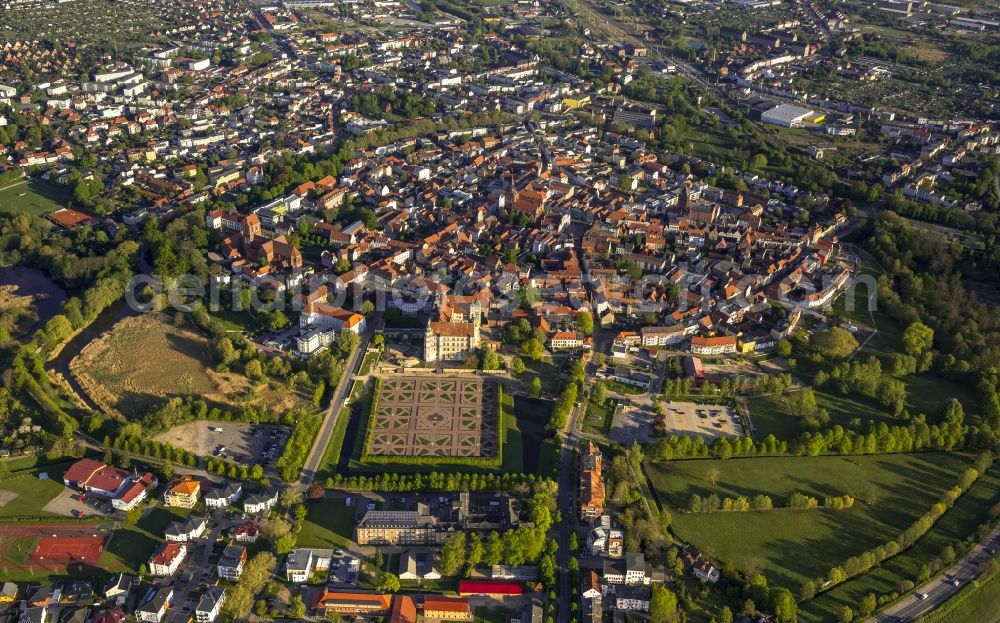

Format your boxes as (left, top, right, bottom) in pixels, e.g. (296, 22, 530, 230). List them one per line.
(355, 507, 443, 545)
(613, 106, 657, 129)
(761, 103, 816, 128)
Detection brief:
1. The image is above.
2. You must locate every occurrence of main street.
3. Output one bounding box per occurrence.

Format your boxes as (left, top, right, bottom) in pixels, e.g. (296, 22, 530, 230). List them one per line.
(869, 526, 1000, 622)
(556, 388, 587, 623)
(298, 316, 380, 486)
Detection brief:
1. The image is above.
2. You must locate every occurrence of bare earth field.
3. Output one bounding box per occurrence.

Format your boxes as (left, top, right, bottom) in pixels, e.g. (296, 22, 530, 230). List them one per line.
(71, 313, 308, 418)
(154, 420, 289, 466)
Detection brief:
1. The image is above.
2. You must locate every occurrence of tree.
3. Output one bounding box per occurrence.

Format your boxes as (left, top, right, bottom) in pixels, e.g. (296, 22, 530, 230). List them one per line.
(467, 533, 484, 573)
(377, 573, 401, 593)
(838, 607, 854, 623)
(280, 487, 304, 510)
(591, 381, 607, 406)
(485, 531, 502, 566)
(531, 377, 543, 397)
(859, 593, 877, 617)
(810, 327, 858, 359)
(648, 586, 678, 623)
(161, 458, 173, 479)
(776, 338, 793, 358)
(771, 588, 797, 623)
(576, 311, 594, 336)
(290, 595, 306, 619)
(441, 532, 466, 575)
(124, 507, 141, 526)
(306, 484, 325, 501)
(275, 534, 296, 554)
(522, 337, 544, 361)
(510, 356, 526, 374)
(900, 321, 933, 357)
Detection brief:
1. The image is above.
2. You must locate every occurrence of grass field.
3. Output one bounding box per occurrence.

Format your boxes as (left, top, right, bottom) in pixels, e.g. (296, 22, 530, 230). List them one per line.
(0, 180, 71, 216)
(359, 351, 379, 376)
(71, 313, 310, 419)
(0, 471, 73, 518)
(297, 497, 355, 550)
(748, 387, 899, 439)
(802, 464, 1000, 621)
(648, 453, 974, 588)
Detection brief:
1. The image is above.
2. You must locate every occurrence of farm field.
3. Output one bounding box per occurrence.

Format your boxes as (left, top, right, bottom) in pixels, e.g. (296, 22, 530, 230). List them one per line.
(0, 180, 70, 216)
(71, 313, 310, 418)
(801, 464, 1000, 621)
(649, 453, 975, 588)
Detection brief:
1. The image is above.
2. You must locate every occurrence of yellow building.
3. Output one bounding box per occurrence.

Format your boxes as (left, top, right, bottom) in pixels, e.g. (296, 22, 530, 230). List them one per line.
(736, 338, 757, 354)
(165, 477, 201, 509)
(562, 95, 591, 110)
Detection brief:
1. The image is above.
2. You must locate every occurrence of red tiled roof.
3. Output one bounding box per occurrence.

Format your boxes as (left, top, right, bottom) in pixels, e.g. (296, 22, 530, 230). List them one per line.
(458, 581, 523, 596)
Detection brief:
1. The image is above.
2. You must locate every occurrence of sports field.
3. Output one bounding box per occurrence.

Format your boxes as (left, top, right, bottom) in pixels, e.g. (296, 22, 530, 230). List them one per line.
(648, 452, 975, 588)
(0, 180, 70, 216)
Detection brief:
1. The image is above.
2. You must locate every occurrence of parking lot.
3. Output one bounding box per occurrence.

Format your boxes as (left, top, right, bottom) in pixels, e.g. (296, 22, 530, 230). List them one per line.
(153, 421, 290, 468)
(661, 401, 743, 439)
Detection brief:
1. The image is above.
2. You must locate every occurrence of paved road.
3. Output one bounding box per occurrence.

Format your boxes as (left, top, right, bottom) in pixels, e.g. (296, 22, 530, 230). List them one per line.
(556, 396, 586, 623)
(299, 320, 378, 485)
(869, 526, 1000, 622)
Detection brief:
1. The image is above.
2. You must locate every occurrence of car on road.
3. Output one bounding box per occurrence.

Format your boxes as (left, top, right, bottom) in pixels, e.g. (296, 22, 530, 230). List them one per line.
(950, 578, 961, 586)
(915, 592, 929, 600)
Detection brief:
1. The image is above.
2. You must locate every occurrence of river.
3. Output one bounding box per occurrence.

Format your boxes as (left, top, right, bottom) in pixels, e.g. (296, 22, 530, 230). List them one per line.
(0, 265, 67, 333)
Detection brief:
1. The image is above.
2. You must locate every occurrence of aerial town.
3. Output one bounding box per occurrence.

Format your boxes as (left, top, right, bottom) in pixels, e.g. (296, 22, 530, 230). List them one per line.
(0, 0, 999, 623)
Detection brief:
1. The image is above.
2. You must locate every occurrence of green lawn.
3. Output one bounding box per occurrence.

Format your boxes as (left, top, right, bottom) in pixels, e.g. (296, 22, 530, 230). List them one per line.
(314, 406, 352, 484)
(359, 351, 379, 376)
(139, 504, 193, 535)
(0, 179, 71, 216)
(0, 472, 71, 518)
(583, 398, 613, 436)
(801, 464, 1000, 621)
(649, 453, 975, 589)
(101, 527, 159, 573)
(297, 497, 355, 549)
(748, 388, 899, 440)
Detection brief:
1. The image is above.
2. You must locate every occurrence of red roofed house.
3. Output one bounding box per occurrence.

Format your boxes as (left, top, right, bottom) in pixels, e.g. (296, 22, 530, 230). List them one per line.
(149, 542, 187, 577)
(457, 580, 523, 597)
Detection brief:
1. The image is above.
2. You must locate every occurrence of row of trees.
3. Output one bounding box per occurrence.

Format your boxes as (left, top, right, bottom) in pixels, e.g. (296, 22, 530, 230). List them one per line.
(549, 359, 585, 431)
(687, 492, 855, 513)
(323, 470, 552, 493)
(649, 407, 974, 463)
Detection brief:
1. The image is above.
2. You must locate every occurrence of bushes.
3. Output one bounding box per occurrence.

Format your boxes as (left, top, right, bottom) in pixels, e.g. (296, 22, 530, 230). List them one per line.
(276, 411, 322, 482)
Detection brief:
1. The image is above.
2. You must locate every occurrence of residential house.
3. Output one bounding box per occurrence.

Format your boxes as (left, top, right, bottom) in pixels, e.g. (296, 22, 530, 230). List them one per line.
(164, 477, 201, 508)
(204, 483, 242, 508)
(136, 587, 173, 623)
(579, 441, 604, 521)
(217, 544, 247, 581)
(195, 587, 225, 623)
(165, 516, 208, 543)
(148, 543, 187, 577)
(243, 489, 278, 514)
(102, 575, 134, 607)
(398, 552, 441, 581)
(285, 548, 334, 583)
